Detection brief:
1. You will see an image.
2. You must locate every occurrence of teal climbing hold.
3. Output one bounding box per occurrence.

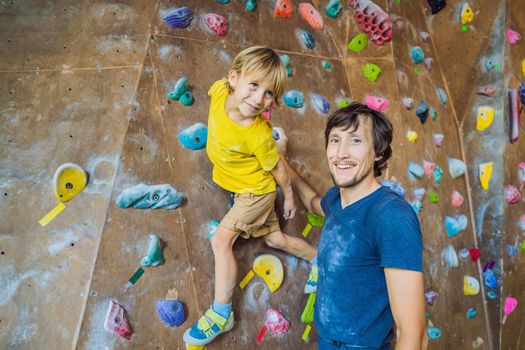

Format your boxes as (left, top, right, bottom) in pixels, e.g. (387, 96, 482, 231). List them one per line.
(284, 90, 304, 108)
(280, 55, 292, 77)
(427, 326, 441, 340)
(466, 307, 477, 319)
(325, 0, 342, 19)
(141, 234, 164, 267)
(485, 57, 496, 71)
(178, 122, 207, 150)
(245, 0, 256, 11)
(168, 77, 189, 101)
(208, 220, 220, 240)
(348, 33, 368, 53)
(410, 46, 425, 64)
(363, 63, 381, 82)
(433, 165, 443, 184)
(322, 60, 332, 71)
(179, 91, 194, 106)
(437, 88, 447, 104)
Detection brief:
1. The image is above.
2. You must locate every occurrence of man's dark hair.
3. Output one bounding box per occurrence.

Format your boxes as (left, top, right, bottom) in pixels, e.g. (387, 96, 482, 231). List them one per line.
(324, 102, 393, 177)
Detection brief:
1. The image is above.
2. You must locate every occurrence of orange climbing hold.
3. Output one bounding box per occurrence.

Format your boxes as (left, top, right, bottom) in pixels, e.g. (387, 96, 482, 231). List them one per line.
(274, 0, 294, 18)
(299, 3, 323, 30)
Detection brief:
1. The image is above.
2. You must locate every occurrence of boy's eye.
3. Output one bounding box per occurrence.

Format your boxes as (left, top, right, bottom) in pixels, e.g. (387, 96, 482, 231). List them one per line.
(249, 83, 258, 89)
(264, 91, 274, 98)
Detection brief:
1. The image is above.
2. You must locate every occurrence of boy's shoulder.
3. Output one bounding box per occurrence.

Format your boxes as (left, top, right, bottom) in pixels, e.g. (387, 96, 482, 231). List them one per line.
(208, 79, 227, 97)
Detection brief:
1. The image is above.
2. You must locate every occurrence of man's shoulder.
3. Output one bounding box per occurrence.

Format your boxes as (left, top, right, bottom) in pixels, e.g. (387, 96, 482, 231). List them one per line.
(369, 188, 416, 221)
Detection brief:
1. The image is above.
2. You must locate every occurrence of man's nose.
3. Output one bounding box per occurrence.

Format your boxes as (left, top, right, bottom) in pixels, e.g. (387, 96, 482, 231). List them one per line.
(336, 142, 350, 159)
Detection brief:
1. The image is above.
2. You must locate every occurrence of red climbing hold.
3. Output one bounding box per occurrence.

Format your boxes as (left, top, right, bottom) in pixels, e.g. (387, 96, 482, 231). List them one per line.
(299, 3, 324, 30)
(469, 248, 480, 262)
(349, 0, 392, 46)
(274, 0, 294, 18)
(205, 13, 228, 36)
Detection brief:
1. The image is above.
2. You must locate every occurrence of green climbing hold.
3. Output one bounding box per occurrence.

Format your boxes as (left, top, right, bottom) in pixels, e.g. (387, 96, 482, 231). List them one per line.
(338, 99, 351, 108)
(308, 211, 325, 227)
(179, 91, 194, 106)
(301, 292, 316, 323)
(325, 0, 342, 19)
(363, 63, 381, 82)
(429, 192, 438, 203)
(286, 66, 292, 77)
(347, 33, 368, 53)
(425, 311, 431, 320)
(141, 234, 164, 267)
(431, 109, 438, 121)
(322, 60, 332, 71)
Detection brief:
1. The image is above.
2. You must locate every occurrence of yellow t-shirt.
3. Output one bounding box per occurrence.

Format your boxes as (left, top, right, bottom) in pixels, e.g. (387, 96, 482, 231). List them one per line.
(206, 79, 279, 194)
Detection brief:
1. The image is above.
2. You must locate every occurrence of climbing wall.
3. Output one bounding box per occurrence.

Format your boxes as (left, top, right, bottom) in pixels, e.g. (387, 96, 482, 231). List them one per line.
(1, 0, 524, 349)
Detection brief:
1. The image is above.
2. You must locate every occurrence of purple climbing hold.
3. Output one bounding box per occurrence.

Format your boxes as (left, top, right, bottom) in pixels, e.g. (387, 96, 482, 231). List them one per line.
(420, 32, 430, 42)
(311, 93, 330, 114)
(156, 300, 186, 327)
(163, 7, 194, 29)
(425, 291, 438, 305)
(427, 0, 446, 15)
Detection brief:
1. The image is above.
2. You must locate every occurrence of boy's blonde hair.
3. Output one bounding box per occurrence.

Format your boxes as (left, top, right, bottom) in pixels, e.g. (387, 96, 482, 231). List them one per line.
(226, 46, 287, 107)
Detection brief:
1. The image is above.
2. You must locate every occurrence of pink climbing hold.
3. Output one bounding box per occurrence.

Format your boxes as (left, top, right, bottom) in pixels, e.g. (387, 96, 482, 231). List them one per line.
(502, 296, 518, 324)
(420, 31, 430, 42)
(451, 190, 464, 208)
(205, 13, 228, 36)
(255, 308, 290, 343)
(299, 3, 324, 30)
(104, 299, 132, 340)
(505, 184, 521, 204)
(506, 28, 521, 45)
(274, 0, 294, 18)
(349, 0, 393, 46)
(424, 57, 433, 71)
(423, 160, 435, 178)
(365, 95, 389, 112)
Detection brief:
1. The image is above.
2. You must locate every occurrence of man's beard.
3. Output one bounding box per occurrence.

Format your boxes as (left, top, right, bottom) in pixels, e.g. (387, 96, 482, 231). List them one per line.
(330, 166, 373, 189)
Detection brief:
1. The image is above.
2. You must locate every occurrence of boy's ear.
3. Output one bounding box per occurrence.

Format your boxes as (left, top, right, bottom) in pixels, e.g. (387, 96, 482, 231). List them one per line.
(227, 70, 238, 89)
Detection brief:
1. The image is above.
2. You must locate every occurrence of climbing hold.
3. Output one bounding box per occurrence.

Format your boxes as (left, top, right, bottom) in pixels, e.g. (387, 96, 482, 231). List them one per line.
(478, 162, 493, 190)
(429, 192, 438, 203)
(506, 28, 521, 45)
(204, 13, 228, 36)
(502, 296, 518, 324)
(459, 248, 469, 259)
(141, 234, 164, 267)
(349, 0, 392, 46)
(424, 57, 433, 71)
(347, 33, 368, 53)
(311, 93, 330, 114)
(325, 0, 342, 19)
(425, 291, 438, 305)
(484, 57, 496, 71)
(460, 2, 474, 25)
(484, 269, 497, 289)
(448, 158, 466, 178)
(444, 215, 467, 237)
(411, 201, 423, 213)
(216, 0, 230, 3)
(509, 89, 520, 143)
(245, 0, 257, 11)
(518, 162, 525, 191)
(156, 300, 186, 327)
(116, 184, 186, 210)
(256, 308, 290, 344)
(391, 14, 404, 31)
(412, 188, 425, 203)
(410, 46, 425, 64)
(477, 86, 495, 97)
(168, 77, 189, 101)
(423, 160, 436, 178)
(469, 247, 480, 262)
(427, 0, 447, 14)
(508, 244, 517, 257)
(365, 95, 389, 112)
(467, 308, 477, 319)
(408, 161, 424, 179)
(505, 185, 521, 204)
(451, 190, 464, 208)
(522, 59, 525, 76)
(483, 261, 495, 272)
(105, 299, 132, 340)
(299, 3, 324, 30)
(322, 60, 332, 71)
(363, 63, 381, 82)
(442, 245, 458, 268)
(519, 84, 525, 104)
(208, 219, 220, 240)
(520, 215, 525, 231)
(402, 98, 414, 110)
(427, 326, 441, 340)
(433, 165, 443, 184)
(487, 291, 497, 299)
(415, 101, 429, 124)
(239, 254, 284, 292)
(420, 31, 430, 42)
(163, 7, 194, 29)
(53, 163, 88, 203)
(280, 55, 293, 77)
(476, 106, 494, 131)
(179, 91, 194, 106)
(301, 211, 325, 237)
(274, 0, 294, 18)
(284, 90, 304, 108)
(432, 133, 444, 147)
(300, 30, 316, 49)
(337, 99, 351, 108)
(406, 130, 418, 143)
(178, 123, 207, 150)
(463, 276, 480, 296)
(301, 292, 316, 323)
(430, 108, 438, 121)
(437, 88, 447, 104)
(381, 179, 405, 197)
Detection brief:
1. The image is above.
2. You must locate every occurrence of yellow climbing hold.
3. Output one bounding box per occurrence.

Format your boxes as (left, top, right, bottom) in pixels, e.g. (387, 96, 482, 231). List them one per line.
(479, 162, 493, 190)
(461, 3, 474, 25)
(186, 344, 206, 350)
(476, 106, 494, 131)
(463, 276, 480, 296)
(239, 254, 284, 292)
(522, 59, 525, 76)
(54, 163, 88, 202)
(406, 130, 418, 143)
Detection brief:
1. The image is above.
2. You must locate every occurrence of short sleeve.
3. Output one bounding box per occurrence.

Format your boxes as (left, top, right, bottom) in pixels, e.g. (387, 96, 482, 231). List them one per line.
(253, 138, 279, 171)
(373, 200, 423, 272)
(320, 187, 337, 217)
(208, 79, 226, 97)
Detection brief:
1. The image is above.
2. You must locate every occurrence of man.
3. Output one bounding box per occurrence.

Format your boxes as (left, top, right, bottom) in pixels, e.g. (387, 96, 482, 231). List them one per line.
(276, 103, 427, 350)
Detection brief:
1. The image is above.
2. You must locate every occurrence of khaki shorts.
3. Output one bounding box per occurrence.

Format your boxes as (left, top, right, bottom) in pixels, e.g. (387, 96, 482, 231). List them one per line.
(220, 192, 280, 239)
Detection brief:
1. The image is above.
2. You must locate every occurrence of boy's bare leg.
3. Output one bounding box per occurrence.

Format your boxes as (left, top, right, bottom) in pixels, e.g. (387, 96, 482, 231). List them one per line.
(210, 226, 239, 304)
(264, 230, 317, 261)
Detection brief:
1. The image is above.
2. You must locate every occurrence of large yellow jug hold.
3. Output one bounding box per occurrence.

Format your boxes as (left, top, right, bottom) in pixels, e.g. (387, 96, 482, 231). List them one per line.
(476, 106, 494, 131)
(463, 275, 480, 296)
(239, 254, 284, 292)
(461, 2, 474, 25)
(479, 162, 493, 190)
(53, 163, 88, 202)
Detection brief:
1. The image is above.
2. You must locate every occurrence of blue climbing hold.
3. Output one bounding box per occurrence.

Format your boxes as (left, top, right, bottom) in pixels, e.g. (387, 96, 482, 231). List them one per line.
(416, 101, 429, 124)
(410, 46, 425, 64)
(484, 269, 497, 289)
(508, 244, 517, 257)
(156, 300, 186, 327)
(381, 179, 405, 197)
(272, 128, 280, 141)
(408, 161, 424, 179)
(208, 219, 220, 240)
(116, 184, 186, 210)
(300, 31, 316, 49)
(283, 90, 304, 108)
(427, 326, 441, 340)
(518, 83, 525, 105)
(444, 215, 468, 237)
(487, 291, 497, 299)
(485, 57, 496, 71)
(437, 88, 447, 104)
(163, 7, 194, 29)
(178, 122, 207, 150)
(311, 93, 330, 114)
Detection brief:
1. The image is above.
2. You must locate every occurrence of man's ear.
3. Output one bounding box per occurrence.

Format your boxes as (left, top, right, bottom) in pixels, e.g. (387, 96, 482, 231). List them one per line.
(227, 70, 239, 90)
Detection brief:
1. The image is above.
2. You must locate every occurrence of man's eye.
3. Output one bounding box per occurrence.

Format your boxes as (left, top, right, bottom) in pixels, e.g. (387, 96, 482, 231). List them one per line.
(330, 138, 339, 143)
(351, 138, 361, 144)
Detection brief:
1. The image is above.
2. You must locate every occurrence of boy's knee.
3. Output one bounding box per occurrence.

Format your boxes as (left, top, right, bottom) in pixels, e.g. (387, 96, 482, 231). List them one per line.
(264, 232, 286, 249)
(211, 228, 236, 253)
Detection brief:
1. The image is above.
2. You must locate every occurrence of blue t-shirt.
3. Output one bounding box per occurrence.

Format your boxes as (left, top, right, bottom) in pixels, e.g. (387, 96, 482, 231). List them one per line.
(315, 186, 423, 349)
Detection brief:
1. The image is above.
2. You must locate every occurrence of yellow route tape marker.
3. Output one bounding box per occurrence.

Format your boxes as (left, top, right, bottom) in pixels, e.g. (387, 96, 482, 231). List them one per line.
(39, 202, 66, 226)
(302, 324, 312, 341)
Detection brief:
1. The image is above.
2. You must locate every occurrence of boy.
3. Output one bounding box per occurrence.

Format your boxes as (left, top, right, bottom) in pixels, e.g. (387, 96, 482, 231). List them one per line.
(183, 46, 318, 346)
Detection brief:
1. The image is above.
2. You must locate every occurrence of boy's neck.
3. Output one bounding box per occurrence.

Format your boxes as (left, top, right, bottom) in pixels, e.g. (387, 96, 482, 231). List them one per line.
(225, 95, 256, 126)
